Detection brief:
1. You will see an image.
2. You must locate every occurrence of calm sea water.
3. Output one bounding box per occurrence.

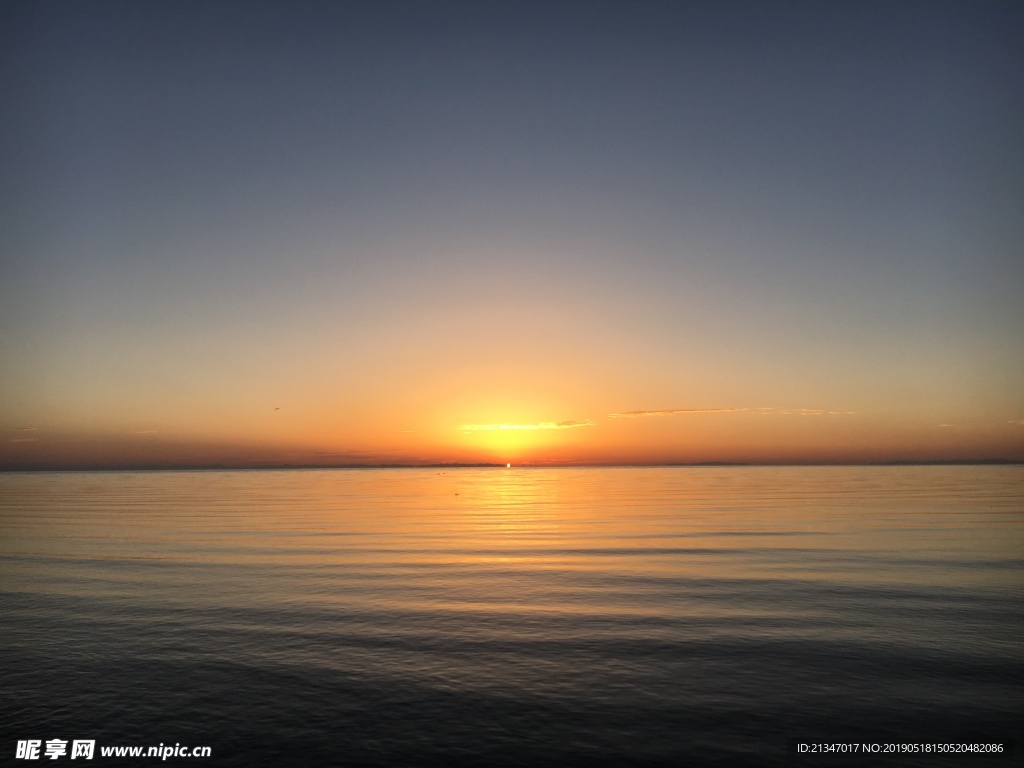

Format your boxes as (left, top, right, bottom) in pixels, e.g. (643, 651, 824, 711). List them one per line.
(2, 466, 1022, 766)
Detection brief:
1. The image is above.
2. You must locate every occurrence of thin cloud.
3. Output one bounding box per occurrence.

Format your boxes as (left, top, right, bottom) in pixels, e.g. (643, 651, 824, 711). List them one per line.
(607, 409, 746, 419)
(1009, 420, 1024, 426)
(608, 407, 855, 419)
(10, 438, 38, 443)
(757, 407, 855, 416)
(14, 426, 37, 431)
(319, 448, 411, 456)
(459, 420, 595, 431)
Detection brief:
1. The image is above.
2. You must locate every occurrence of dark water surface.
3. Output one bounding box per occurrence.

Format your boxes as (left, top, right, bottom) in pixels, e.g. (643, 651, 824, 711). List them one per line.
(2, 467, 1022, 766)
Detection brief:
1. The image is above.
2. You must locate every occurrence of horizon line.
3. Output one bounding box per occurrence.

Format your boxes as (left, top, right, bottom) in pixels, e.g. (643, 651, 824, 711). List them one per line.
(1, 459, 1020, 472)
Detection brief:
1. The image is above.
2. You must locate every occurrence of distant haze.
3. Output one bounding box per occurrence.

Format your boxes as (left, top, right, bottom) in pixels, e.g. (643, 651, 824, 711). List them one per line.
(2, 0, 1022, 469)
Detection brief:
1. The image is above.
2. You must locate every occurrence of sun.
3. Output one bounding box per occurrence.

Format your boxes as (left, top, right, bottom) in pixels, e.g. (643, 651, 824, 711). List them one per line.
(454, 418, 595, 462)
(459, 425, 538, 460)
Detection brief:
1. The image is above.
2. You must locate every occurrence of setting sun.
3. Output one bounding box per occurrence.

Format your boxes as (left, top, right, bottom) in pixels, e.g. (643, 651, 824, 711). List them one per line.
(456, 422, 573, 462)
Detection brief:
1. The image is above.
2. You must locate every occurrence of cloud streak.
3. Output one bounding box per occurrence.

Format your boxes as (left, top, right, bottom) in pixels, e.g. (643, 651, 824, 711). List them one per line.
(318, 449, 411, 457)
(756, 408, 856, 416)
(608, 409, 746, 418)
(459, 420, 595, 431)
(608, 407, 856, 419)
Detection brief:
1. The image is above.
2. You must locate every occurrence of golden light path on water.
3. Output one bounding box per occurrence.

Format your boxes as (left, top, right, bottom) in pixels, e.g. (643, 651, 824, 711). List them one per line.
(1, 466, 1021, 766)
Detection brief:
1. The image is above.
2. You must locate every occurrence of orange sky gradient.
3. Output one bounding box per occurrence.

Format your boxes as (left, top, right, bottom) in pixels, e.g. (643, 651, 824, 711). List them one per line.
(3, 2, 1022, 469)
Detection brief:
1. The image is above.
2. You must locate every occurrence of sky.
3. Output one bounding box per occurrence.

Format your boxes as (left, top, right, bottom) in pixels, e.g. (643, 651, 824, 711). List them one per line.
(2, 0, 1022, 469)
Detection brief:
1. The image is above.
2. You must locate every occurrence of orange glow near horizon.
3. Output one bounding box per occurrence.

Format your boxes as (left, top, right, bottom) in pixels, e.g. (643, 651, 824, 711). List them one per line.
(4, 402, 1022, 470)
(4, 252, 1021, 470)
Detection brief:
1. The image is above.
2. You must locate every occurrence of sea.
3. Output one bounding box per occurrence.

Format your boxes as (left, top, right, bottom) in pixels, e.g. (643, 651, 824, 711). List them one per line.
(1, 466, 1022, 766)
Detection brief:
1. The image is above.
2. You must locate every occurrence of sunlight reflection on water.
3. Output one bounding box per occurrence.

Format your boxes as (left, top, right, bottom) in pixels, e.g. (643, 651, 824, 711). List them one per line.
(2, 466, 1022, 766)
